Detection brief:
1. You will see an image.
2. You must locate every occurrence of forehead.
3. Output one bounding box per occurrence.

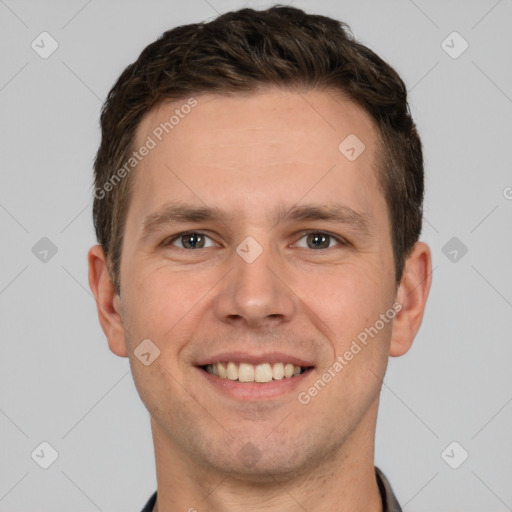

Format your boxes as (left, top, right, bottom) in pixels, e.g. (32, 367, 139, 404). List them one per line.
(127, 88, 384, 229)
(135, 88, 378, 160)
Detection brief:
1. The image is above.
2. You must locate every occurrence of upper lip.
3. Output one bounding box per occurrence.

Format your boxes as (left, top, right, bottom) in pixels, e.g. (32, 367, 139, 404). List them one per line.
(195, 351, 315, 367)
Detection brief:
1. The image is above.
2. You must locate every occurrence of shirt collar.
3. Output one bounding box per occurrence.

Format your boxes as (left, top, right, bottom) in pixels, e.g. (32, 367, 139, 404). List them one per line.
(375, 466, 403, 512)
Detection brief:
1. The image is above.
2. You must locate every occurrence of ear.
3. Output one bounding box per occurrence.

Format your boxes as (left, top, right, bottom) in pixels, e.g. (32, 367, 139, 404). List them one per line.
(88, 244, 128, 357)
(389, 242, 432, 357)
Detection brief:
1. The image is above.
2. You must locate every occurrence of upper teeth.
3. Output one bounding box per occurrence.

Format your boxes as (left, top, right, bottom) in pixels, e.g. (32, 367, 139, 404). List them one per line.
(205, 362, 304, 382)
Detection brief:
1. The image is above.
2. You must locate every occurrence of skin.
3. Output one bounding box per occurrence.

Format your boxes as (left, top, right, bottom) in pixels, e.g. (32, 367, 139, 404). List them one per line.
(88, 87, 432, 512)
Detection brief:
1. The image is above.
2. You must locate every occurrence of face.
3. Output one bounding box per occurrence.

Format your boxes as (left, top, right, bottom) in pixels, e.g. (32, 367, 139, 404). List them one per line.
(103, 88, 409, 480)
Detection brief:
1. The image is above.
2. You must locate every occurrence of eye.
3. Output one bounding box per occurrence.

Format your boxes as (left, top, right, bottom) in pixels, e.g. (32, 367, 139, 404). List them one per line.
(162, 230, 347, 250)
(294, 231, 347, 250)
(163, 232, 216, 249)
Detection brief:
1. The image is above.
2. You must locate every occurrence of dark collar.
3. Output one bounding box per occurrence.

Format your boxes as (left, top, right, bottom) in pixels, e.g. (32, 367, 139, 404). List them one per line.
(140, 490, 156, 512)
(375, 466, 403, 512)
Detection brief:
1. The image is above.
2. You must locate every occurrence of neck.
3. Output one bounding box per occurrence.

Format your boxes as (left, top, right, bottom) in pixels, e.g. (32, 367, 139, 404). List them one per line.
(150, 402, 383, 512)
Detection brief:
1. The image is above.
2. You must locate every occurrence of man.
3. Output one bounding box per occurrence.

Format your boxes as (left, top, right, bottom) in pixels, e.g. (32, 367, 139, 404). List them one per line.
(88, 5, 431, 511)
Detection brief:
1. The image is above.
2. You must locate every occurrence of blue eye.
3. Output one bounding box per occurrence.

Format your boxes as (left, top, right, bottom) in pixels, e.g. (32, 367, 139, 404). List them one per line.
(162, 230, 347, 250)
(294, 231, 347, 249)
(165, 232, 216, 249)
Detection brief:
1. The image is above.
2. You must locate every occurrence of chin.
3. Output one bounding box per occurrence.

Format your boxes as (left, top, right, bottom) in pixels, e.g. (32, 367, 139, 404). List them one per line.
(197, 431, 334, 484)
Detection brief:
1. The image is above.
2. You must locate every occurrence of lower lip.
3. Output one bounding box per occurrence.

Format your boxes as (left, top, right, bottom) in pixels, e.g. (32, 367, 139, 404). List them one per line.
(197, 367, 314, 400)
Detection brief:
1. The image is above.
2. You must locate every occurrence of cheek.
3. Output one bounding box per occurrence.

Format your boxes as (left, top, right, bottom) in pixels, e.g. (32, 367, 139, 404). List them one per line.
(297, 263, 393, 342)
(121, 270, 199, 411)
(124, 263, 197, 331)
(127, 348, 196, 442)
(121, 263, 221, 370)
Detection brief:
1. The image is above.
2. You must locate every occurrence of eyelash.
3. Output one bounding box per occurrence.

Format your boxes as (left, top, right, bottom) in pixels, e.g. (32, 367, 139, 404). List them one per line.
(161, 230, 349, 250)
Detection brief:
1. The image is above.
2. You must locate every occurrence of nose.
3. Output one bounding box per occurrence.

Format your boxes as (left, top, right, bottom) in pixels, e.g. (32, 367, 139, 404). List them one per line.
(213, 238, 297, 329)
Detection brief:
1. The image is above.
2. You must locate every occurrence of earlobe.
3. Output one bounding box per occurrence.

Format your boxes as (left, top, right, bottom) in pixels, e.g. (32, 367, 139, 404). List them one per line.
(389, 242, 432, 357)
(88, 245, 128, 358)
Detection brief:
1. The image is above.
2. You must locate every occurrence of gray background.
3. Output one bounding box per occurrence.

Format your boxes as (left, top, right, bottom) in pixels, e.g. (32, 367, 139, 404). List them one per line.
(1, 0, 511, 510)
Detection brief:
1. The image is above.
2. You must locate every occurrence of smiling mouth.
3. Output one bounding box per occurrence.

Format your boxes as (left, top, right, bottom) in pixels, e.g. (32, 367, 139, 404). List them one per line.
(200, 362, 314, 383)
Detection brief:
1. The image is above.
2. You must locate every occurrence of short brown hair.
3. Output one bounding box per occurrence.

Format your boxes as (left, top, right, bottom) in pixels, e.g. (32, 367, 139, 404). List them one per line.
(92, 5, 424, 296)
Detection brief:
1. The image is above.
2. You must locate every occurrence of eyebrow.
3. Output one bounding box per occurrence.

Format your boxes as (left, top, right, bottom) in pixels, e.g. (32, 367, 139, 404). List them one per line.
(140, 201, 372, 239)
